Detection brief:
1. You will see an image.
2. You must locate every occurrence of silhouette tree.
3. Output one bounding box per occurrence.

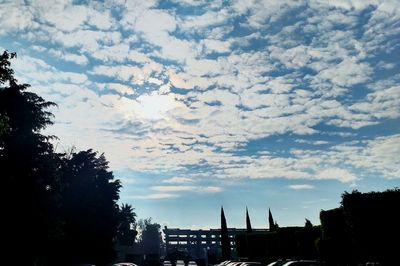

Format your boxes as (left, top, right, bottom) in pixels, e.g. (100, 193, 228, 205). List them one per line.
(118, 203, 138, 245)
(341, 188, 400, 265)
(59, 149, 121, 265)
(0, 113, 8, 137)
(296, 219, 320, 260)
(220, 206, 231, 260)
(137, 218, 161, 256)
(246, 207, 253, 233)
(1, 51, 127, 265)
(0, 50, 61, 265)
(305, 219, 313, 228)
(268, 208, 278, 231)
(319, 207, 353, 265)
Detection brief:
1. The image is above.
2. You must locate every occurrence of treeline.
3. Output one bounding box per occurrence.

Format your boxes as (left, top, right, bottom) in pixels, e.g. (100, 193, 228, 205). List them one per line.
(229, 188, 400, 266)
(0, 51, 137, 265)
(319, 189, 400, 265)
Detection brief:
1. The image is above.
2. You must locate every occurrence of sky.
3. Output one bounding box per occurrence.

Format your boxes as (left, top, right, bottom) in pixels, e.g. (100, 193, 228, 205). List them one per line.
(0, 0, 399, 229)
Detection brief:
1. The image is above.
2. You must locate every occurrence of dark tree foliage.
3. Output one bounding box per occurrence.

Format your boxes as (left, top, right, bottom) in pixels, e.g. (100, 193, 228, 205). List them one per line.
(58, 150, 121, 265)
(0, 51, 61, 265)
(220, 206, 231, 260)
(296, 222, 320, 260)
(341, 188, 400, 265)
(118, 203, 138, 246)
(137, 218, 161, 255)
(235, 233, 248, 258)
(0, 113, 8, 136)
(245, 233, 263, 260)
(268, 208, 278, 231)
(276, 227, 299, 259)
(1, 51, 126, 265)
(304, 219, 313, 228)
(246, 207, 253, 233)
(319, 207, 353, 265)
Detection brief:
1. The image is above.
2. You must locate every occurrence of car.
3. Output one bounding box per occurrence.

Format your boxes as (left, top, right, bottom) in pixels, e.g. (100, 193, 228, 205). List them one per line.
(176, 260, 185, 266)
(239, 262, 261, 266)
(163, 261, 172, 266)
(267, 259, 292, 266)
(112, 263, 137, 266)
(217, 260, 235, 266)
(226, 262, 243, 266)
(188, 261, 197, 266)
(281, 260, 321, 266)
(219, 261, 236, 266)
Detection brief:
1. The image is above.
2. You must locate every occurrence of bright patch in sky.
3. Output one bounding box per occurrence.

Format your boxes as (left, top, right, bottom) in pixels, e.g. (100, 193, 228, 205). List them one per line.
(1, 0, 399, 228)
(134, 92, 180, 120)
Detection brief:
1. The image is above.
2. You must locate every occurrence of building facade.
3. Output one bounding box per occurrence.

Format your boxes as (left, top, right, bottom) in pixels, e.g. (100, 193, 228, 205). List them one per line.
(163, 227, 268, 259)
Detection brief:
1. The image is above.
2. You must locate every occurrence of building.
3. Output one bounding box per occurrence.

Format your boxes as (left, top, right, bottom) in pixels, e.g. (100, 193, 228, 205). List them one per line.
(163, 227, 268, 260)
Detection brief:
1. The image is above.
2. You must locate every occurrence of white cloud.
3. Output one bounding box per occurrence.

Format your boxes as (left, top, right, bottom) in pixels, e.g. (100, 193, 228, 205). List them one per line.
(91, 43, 130, 63)
(269, 45, 311, 69)
(87, 8, 115, 30)
(162, 177, 194, 184)
(295, 139, 330, 145)
(152, 186, 194, 193)
(181, 9, 230, 30)
(201, 39, 231, 54)
(127, 51, 152, 64)
(96, 82, 135, 95)
(132, 92, 183, 120)
(91, 62, 164, 84)
(351, 85, 400, 120)
(32, 45, 46, 52)
(288, 184, 315, 190)
(0, 3, 36, 34)
(58, 72, 88, 84)
(132, 193, 179, 200)
(313, 58, 373, 88)
(336, 135, 400, 178)
(200, 186, 223, 193)
(135, 9, 177, 33)
(151, 186, 222, 193)
(62, 53, 88, 65)
(316, 168, 358, 183)
(319, 0, 393, 11)
(2, 0, 399, 188)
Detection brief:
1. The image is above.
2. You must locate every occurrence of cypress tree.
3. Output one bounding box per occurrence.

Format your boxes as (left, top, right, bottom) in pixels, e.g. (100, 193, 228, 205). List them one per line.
(221, 206, 231, 260)
(269, 208, 277, 231)
(246, 207, 253, 233)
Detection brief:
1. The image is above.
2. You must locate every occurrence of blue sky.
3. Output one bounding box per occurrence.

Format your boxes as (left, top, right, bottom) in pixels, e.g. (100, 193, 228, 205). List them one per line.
(1, 0, 399, 229)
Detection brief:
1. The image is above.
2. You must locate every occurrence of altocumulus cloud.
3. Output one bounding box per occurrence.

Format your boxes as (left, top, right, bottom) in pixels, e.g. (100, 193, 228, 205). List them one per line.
(151, 186, 222, 193)
(0, 0, 399, 194)
(288, 184, 315, 190)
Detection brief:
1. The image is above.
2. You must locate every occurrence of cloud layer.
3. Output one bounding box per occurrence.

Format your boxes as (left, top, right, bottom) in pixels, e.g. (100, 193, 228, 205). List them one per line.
(1, 0, 399, 199)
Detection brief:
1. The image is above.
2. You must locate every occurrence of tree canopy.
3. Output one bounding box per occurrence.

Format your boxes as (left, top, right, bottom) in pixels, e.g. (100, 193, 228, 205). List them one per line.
(137, 218, 162, 256)
(118, 203, 138, 246)
(341, 188, 400, 264)
(58, 149, 121, 265)
(0, 51, 133, 266)
(1, 50, 60, 265)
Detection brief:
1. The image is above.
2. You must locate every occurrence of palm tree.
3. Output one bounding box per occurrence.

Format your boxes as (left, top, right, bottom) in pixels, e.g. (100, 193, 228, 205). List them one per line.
(120, 204, 137, 230)
(118, 203, 137, 245)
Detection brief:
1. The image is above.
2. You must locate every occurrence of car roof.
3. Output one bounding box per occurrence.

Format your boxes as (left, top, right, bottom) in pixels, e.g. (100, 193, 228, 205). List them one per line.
(282, 261, 320, 266)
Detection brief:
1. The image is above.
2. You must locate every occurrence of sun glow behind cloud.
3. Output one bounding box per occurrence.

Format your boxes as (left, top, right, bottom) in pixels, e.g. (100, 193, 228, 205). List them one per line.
(133, 92, 180, 121)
